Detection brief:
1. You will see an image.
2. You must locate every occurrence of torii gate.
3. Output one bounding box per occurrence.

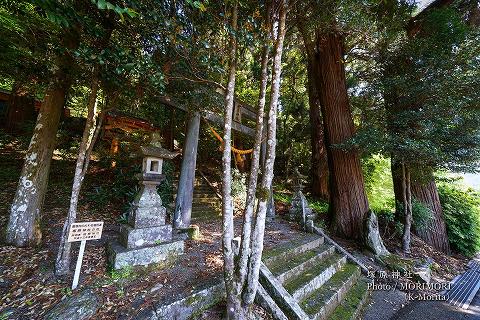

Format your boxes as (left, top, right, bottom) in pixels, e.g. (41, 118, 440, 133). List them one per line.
(157, 92, 265, 230)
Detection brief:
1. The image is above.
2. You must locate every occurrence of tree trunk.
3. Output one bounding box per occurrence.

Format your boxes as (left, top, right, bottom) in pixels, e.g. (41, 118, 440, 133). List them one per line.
(221, 3, 241, 318)
(391, 159, 450, 253)
(244, 1, 286, 305)
(401, 162, 412, 253)
(6, 86, 68, 246)
(55, 74, 100, 275)
(174, 112, 200, 229)
(6, 30, 77, 247)
(411, 177, 450, 253)
(314, 31, 369, 239)
(306, 57, 329, 200)
(237, 41, 270, 292)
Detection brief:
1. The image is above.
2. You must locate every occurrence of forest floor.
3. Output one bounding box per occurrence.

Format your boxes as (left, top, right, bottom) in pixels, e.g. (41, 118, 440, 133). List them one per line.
(0, 129, 471, 320)
(0, 130, 306, 319)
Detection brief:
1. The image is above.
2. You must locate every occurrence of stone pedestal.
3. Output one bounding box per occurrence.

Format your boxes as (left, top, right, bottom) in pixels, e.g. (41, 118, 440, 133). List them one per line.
(108, 178, 184, 270)
(288, 190, 316, 229)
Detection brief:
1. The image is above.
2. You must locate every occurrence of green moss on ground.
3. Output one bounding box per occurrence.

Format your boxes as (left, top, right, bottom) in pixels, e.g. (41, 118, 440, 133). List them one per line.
(301, 263, 359, 315)
(269, 245, 334, 276)
(191, 209, 221, 221)
(283, 253, 343, 293)
(329, 278, 369, 320)
(262, 235, 318, 261)
(376, 254, 414, 273)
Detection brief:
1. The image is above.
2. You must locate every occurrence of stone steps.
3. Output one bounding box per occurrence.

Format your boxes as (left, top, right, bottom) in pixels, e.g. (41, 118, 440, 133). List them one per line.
(301, 264, 361, 320)
(170, 175, 221, 217)
(285, 254, 347, 302)
(271, 245, 336, 284)
(263, 236, 324, 267)
(260, 235, 370, 320)
(328, 278, 369, 320)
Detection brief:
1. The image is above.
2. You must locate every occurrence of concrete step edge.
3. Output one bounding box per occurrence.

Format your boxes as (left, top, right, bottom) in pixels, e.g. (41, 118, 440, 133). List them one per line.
(291, 255, 348, 302)
(277, 246, 336, 284)
(304, 266, 362, 320)
(263, 237, 325, 267)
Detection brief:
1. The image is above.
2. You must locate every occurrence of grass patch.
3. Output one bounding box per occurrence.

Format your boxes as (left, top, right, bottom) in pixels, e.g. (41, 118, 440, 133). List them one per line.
(283, 253, 343, 293)
(329, 278, 369, 320)
(262, 235, 319, 261)
(301, 263, 360, 315)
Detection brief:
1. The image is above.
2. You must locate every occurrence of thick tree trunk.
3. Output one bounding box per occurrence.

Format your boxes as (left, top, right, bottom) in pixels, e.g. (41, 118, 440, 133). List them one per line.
(6, 30, 77, 247)
(55, 74, 100, 275)
(314, 31, 369, 239)
(306, 57, 329, 200)
(6, 86, 68, 246)
(391, 158, 404, 222)
(174, 112, 200, 229)
(411, 178, 450, 253)
(391, 159, 450, 253)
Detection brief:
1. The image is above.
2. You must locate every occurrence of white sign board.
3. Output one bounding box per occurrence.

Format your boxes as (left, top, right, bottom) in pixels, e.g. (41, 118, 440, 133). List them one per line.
(67, 221, 104, 290)
(67, 221, 104, 242)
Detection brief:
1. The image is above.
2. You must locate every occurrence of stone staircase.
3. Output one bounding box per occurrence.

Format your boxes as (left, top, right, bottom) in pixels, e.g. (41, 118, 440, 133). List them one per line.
(261, 236, 370, 320)
(191, 176, 221, 220)
(170, 173, 221, 222)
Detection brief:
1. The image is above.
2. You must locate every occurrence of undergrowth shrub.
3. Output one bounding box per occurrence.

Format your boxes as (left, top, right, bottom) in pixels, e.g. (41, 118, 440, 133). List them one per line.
(412, 198, 434, 232)
(84, 154, 174, 221)
(438, 183, 480, 257)
(362, 155, 395, 215)
(231, 168, 247, 198)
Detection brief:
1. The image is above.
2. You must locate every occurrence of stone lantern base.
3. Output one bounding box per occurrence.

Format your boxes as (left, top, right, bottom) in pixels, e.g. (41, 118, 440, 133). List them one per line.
(107, 239, 184, 270)
(107, 180, 184, 270)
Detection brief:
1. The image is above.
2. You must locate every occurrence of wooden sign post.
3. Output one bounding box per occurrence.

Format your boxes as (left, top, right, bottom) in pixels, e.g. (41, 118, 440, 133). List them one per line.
(67, 221, 104, 290)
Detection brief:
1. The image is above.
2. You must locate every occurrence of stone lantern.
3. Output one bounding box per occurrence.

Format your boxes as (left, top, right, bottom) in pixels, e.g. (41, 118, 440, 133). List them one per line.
(108, 133, 184, 269)
(288, 167, 316, 229)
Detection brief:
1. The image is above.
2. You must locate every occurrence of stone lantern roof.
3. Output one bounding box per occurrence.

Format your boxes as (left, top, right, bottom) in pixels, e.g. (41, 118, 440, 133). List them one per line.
(140, 132, 179, 159)
(140, 145, 178, 159)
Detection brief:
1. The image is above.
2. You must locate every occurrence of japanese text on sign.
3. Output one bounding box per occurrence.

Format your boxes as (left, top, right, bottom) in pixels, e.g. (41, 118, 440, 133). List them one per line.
(67, 221, 104, 242)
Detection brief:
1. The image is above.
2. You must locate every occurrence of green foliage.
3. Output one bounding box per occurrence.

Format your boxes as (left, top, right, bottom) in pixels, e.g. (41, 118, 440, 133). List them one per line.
(83, 156, 141, 209)
(361, 155, 395, 215)
(231, 168, 246, 198)
(309, 199, 329, 215)
(354, 7, 480, 174)
(273, 192, 291, 204)
(109, 266, 135, 280)
(0, 310, 13, 320)
(411, 198, 433, 232)
(438, 183, 480, 257)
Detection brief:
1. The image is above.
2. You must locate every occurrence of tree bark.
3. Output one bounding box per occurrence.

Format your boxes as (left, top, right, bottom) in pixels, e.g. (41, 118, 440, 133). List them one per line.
(314, 31, 369, 239)
(6, 85, 68, 246)
(237, 41, 270, 293)
(411, 178, 450, 253)
(6, 31, 77, 247)
(401, 162, 412, 253)
(55, 73, 100, 275)
(222, 1, 286, 317)
(244, 1, 287, 305)
(306, 57, 329, 200)
(391, 159, 450, 253)
(221, 3, 240, 319)
(174, 112, 200, 229)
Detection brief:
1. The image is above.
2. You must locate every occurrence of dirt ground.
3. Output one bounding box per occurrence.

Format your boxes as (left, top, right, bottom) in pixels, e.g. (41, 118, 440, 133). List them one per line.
(0, 131, 470, 320)
(0, 133, 309, 319)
